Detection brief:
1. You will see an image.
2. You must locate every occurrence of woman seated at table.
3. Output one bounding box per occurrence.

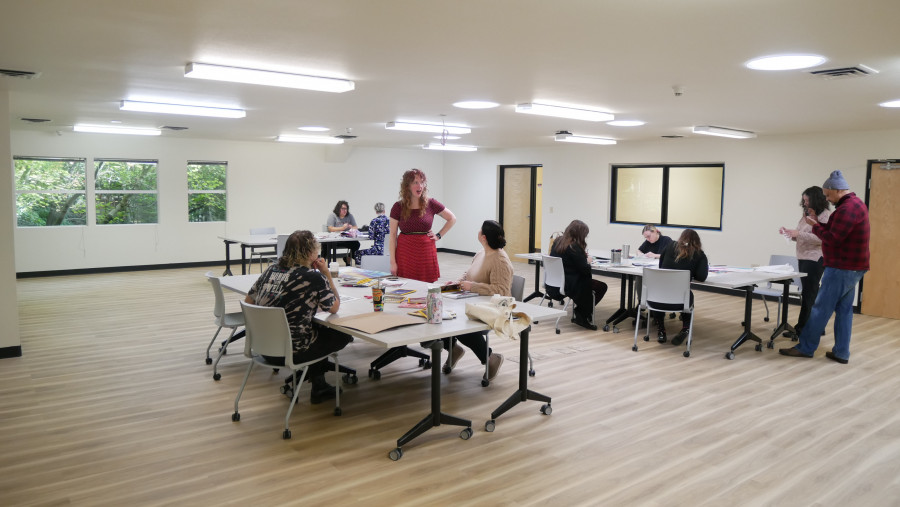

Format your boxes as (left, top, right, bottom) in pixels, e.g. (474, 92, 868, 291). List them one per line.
(354, 202, 390, 266)
(550, 219, 608, 331)
(326, 200, 360, 265)
(655, 228, 709, 346)
(637, 224, 673, 259)
(442, 220, 513, 380)
(245, 230, 353, 404)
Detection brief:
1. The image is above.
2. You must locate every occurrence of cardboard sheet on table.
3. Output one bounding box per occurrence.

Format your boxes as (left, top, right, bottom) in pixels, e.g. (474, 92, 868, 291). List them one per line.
(329, 312, 425, 334)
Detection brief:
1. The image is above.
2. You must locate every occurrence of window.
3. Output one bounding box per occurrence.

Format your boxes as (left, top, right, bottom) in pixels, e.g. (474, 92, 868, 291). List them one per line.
(94, 159, 158, 225)
(14, 156, 87, 227)
(611, 163, 724, 230)
(187, 161, 227, 222)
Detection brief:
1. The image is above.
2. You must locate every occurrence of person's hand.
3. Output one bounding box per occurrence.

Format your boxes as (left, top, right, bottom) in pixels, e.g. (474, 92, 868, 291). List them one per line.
(427, 231, 437, 241)
(804, 212, 817, 226)
(460, 281, 472, 291)
(390, 260, 398, 276)
(343, 223, 350, 231)
(312, 256, 327, 273)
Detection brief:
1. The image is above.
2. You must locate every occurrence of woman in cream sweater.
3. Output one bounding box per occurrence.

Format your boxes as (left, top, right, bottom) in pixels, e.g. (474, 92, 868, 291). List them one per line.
(444, 220, 513, 381)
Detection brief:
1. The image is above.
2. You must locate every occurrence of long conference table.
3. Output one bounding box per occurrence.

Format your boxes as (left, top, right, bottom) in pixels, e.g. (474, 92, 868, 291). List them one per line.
(218, 233, 373, 276)
(219, 272, 566, 460)
(514, 252, 804, 359)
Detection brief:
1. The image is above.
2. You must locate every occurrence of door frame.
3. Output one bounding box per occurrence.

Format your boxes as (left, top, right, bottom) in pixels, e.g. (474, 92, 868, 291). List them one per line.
(498, 164, 541, 253)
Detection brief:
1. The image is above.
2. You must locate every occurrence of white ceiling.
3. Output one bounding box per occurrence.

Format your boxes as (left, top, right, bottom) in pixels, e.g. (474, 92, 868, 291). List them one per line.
(3, 0, 900, 149)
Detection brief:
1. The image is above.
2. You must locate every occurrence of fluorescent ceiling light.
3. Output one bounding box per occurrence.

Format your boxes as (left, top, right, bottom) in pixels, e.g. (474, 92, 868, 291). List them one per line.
(422, 143, 477, 152)
(277, 134, 343, 144)
(185, 62, 355, 93)
(433, 135, 461, 140)
(298, 126, 330, 131)
(453, 100, 500, 109)
(692, 125, 757, 139)
(386, 121, 471, 134)
(745, 54, 826, 71)
(878, 99, 900, 108)
(120, 100, 245, 118)
(73, 124, 161, 136)
(516, 102, 614, 122)
(607, 120, 645, 127)
(554, 133, 616, 145)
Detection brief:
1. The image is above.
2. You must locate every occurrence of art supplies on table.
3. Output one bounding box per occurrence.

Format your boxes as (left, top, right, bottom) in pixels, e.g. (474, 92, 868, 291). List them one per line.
(385, 288, 415, 296)
(444, 291, 479, 299)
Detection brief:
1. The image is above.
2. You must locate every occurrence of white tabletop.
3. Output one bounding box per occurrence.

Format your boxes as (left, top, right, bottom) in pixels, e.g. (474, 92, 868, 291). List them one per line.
(219, 273, 566, 349)
(218, 234, 278, 246)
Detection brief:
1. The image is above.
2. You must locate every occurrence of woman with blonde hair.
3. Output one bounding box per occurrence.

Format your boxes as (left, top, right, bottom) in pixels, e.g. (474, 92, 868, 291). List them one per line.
(388, 168, 457, 282)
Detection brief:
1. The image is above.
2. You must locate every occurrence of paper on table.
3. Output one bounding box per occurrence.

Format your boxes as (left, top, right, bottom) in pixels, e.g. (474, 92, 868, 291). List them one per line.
(329, 312, 425, 334)
(755, 264, 795, 273)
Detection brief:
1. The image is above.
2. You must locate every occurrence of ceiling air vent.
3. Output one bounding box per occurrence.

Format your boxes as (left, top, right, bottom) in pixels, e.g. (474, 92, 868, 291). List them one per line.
(21, 118, 51, 123)
(0, 68, 41, 79)
(334, 134, 357, 139)
(160, 126, 188, 131)
(809, 65, 877, 80)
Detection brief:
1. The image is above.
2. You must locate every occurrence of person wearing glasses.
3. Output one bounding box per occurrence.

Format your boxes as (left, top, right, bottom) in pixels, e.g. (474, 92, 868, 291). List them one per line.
(637, 224, 673, 259)
(326, 200, 360, 266)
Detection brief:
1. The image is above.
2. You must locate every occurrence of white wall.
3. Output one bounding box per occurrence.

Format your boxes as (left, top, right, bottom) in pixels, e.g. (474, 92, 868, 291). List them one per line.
(442, 129, 899, 267)
(10, 128, 900, 273)
(11, 131, 446, 272)
(1, 87, 21, 351)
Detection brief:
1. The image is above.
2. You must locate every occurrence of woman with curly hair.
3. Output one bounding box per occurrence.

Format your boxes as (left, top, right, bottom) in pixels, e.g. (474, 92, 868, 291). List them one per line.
(388, 168, 457, 282)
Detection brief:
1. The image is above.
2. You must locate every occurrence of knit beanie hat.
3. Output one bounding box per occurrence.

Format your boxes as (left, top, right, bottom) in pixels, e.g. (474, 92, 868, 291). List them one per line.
(823, 170, 849, 190)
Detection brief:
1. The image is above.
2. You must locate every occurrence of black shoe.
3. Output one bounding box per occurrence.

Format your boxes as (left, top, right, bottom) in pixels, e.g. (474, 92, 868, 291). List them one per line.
(779, 347, 813, 358)
(573, 315, 597, 331)
(657, 329, 667, 343)
(310, 383, 341, 404)
(825, 351, 848, 364)
(671, 328, 689, 346)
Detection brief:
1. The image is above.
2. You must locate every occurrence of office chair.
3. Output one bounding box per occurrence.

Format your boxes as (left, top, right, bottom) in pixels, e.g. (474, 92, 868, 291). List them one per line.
(632, 267, 695, 357)
(205, 271, 245, 380)
(275, 233, 290, 259)
(249, 227, 277, 272)
(360, 254, 391, 273)
(538, 255, 570, 334)
(234, 302, 342, 439)
(752, 254, 801, 327)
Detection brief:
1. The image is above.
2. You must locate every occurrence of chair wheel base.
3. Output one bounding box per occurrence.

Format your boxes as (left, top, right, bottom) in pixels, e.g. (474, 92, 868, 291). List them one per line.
(231, 412, 240, 422)
(283, 429, 291, 439)
(205, 357, 212, 365)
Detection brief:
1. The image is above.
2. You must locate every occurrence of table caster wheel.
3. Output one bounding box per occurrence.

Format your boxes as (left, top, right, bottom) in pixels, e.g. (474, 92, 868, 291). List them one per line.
(231, 412, 240, 422)
(528, 369, 536, 377)
(389, 448, 403, 461)
(755, 344, 762, 352)
(481, 378, 489, 387)
(632, 345, 638, 352)
(342, 373, 358, 384)
(459, 427, 473, 440)
(613, 326, 620, 333)
(602, 324, 610, 332)
(766, 341, 774, 349)
(442, 364, 452, 374)
(485, 420, 496, 432)
(213, 373, 221, 381)
(282, 429, 291, 439)
(683, 351, 690, 358)
(540, 404, 552, 415)
(643, 335, 650, 342)
(369, 369, 381, 380)
(205, 357, 212, 365)
(764, 317, 770, 322)
(725, 351, 735, 360)
(334, 407, 342, 416)
(555, 329, 560, 334)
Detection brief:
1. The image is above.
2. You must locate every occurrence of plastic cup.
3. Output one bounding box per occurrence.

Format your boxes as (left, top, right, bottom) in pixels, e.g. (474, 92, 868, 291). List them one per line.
(372, 285, 384, 311)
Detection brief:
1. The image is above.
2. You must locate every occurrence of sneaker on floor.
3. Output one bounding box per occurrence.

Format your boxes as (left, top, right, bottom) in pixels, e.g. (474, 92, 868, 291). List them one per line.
(657, 329, 667, 343)
(671, 328, 689, 346)
(444, 343, 465, 372)
(487, 353, 504, 381)
(310, 383, 341, 404)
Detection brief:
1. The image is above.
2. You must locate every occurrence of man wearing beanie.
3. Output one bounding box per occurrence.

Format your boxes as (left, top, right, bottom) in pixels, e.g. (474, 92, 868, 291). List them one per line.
(780, 170, 869, 364)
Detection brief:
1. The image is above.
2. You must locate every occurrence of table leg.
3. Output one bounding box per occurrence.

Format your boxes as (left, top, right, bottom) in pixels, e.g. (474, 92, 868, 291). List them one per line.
(523, 259, 544, 303)
(604, 273, 628, 329)
(240, 245, 249, 275)
(766, 280, 797, 348)
(390, 340, 472, 460)
(222, 240, 235, 276)
(725, 286, 764, 360)
(485, 326, 552, 432)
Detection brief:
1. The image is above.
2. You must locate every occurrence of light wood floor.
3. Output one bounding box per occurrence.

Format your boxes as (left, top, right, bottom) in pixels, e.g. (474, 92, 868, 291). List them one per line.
(5, 253, 900, 506)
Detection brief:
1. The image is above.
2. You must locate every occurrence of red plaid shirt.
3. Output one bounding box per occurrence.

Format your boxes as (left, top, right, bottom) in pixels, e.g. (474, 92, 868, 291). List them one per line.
(813, 192, 869, 271)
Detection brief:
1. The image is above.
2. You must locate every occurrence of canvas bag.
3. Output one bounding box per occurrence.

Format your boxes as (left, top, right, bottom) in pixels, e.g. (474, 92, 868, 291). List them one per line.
(465, 295, 532, 340)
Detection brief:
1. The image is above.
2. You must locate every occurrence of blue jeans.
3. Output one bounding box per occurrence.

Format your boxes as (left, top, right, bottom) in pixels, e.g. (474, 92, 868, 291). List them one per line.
(796, 267, 866, 359)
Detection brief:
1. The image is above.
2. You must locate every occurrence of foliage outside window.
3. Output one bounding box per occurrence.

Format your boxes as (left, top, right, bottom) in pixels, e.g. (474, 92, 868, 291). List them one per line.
(94, 159, 158, 225)
(14, 156, 87, 227)
(611, 164, 724, 230)
(187, 161, 227, 222)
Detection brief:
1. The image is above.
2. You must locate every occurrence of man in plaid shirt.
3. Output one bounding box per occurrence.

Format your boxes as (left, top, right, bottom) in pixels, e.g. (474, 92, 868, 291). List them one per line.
(780, 170, 869, 364)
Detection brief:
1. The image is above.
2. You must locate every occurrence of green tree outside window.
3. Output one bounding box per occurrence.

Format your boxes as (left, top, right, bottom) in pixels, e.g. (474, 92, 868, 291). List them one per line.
(187, 161, 227, 222)
(14, 157, 87, 226)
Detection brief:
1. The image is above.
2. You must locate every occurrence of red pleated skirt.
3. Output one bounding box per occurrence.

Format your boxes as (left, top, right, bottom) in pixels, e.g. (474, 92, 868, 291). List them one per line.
(396, 234, 440, 283)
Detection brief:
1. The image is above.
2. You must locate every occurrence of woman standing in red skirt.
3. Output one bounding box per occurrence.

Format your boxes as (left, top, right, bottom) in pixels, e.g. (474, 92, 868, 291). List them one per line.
(389, 169, 457, 282)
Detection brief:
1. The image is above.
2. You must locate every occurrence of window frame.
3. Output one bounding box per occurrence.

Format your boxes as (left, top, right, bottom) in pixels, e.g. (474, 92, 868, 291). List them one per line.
(13, 156, 88, 227)
(186, 160, 228, 223)
(610, 163, 725, 230)
(93, 158, 160, 225)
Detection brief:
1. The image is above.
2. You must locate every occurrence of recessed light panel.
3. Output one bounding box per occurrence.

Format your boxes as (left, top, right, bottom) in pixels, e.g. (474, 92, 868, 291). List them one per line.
(607, 120, 645, 127)
(745, 54, 826, 71)
(878, 100, 900, 108)
(298, 126, 330, 131)
(453, 100, 500, 109)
